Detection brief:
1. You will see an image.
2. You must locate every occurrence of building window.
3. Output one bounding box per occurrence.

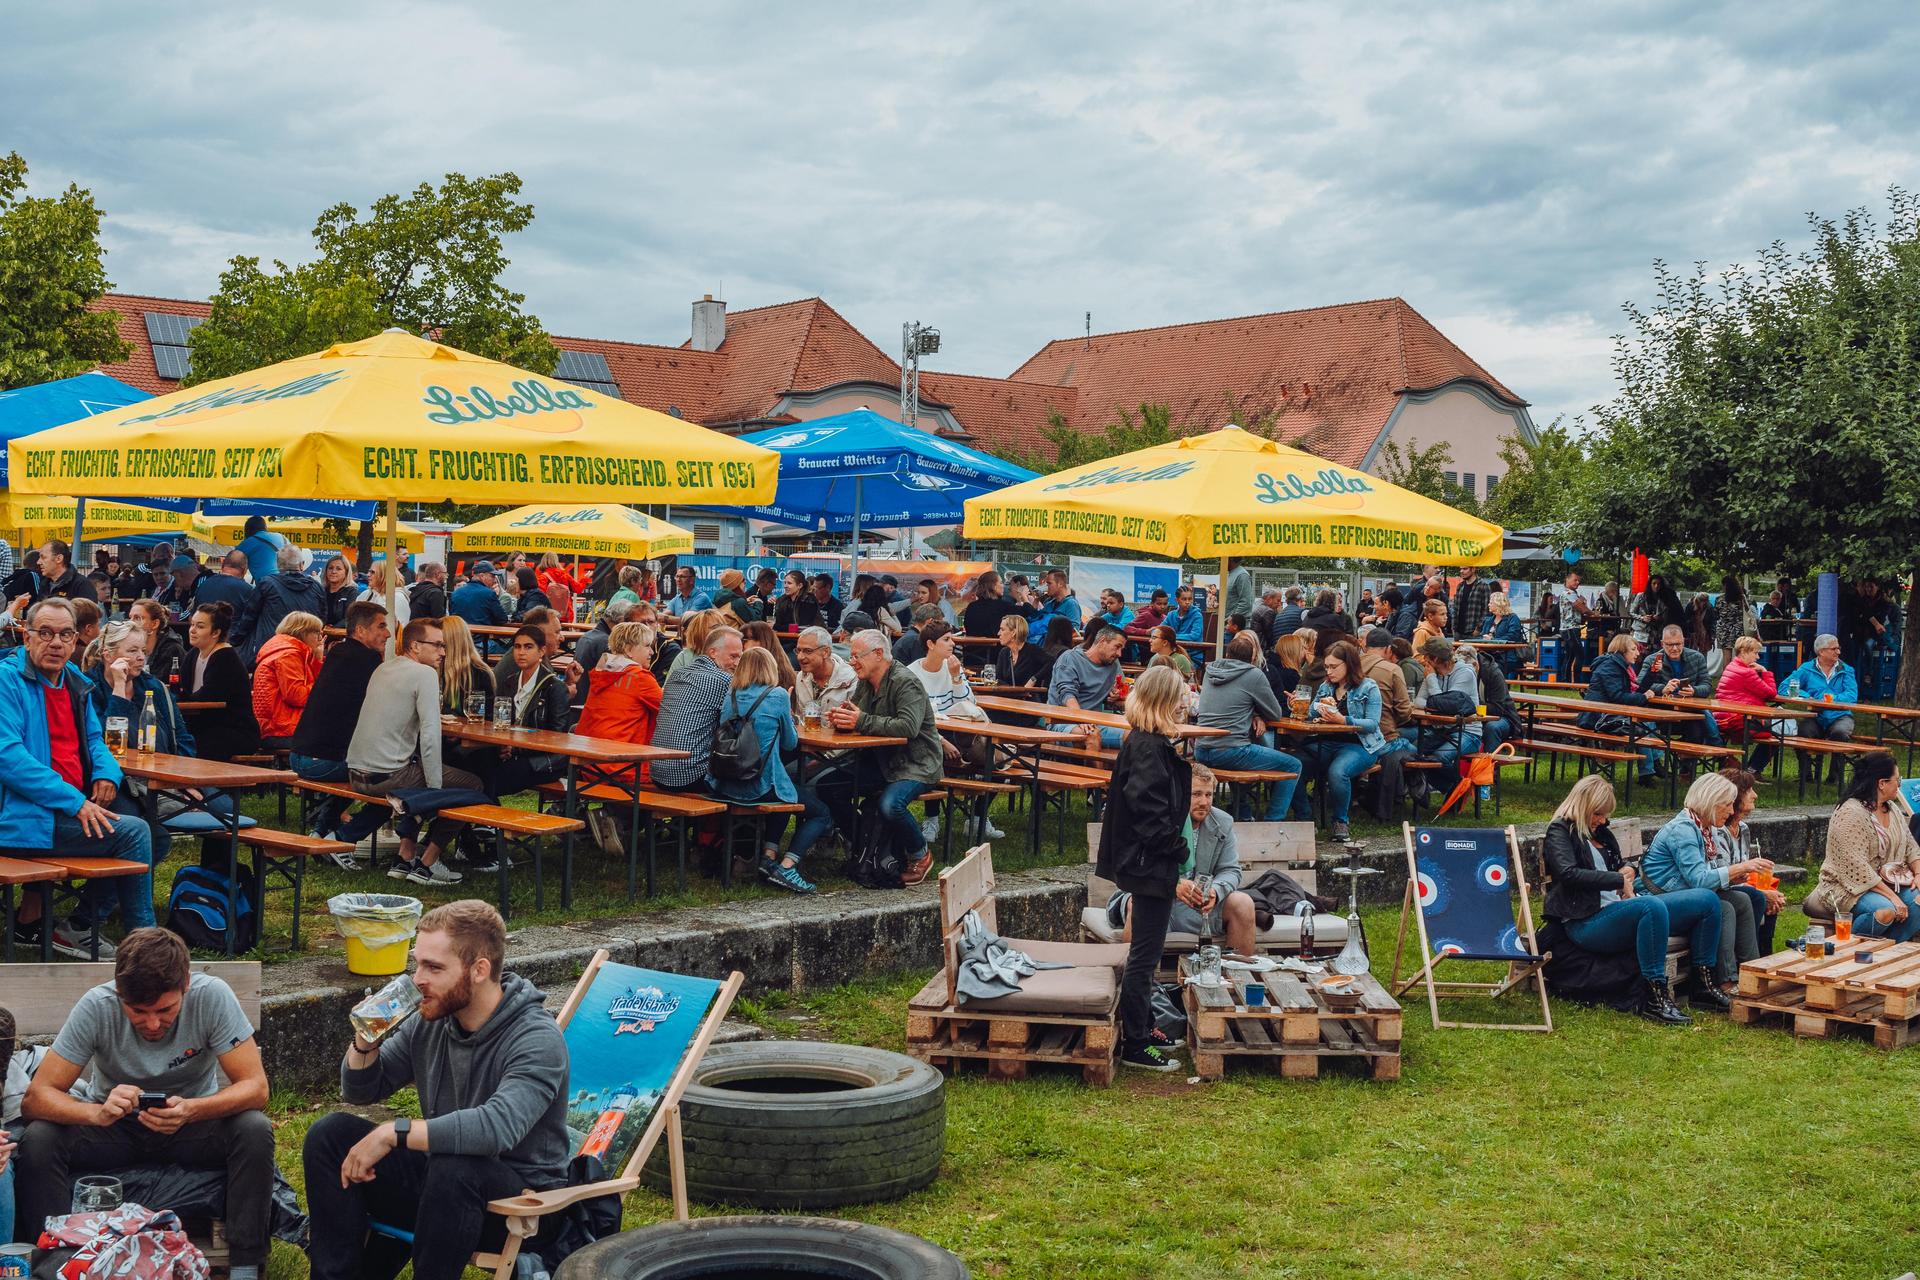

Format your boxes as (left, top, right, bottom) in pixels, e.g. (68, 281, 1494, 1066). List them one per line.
(1485, 474, 1499, 500)
(1442, 470, 1457, 489)
(144, 313, 202, 380)
(1462, 473, 1476, 496)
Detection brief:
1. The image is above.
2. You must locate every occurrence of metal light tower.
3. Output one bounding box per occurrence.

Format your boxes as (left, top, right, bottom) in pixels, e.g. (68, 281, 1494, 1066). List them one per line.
(900, 321, 941, 428)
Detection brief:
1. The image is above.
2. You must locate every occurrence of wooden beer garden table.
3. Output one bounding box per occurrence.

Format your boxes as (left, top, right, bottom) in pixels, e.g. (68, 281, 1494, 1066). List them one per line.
(1512, 691, 1697, 804)
(935, 716, 1080, 851)
(117, 752, 296, 956)
(1775, 694, 1920, 773)
(439, 718, 687, 908)
(971, 694, 1229, 744)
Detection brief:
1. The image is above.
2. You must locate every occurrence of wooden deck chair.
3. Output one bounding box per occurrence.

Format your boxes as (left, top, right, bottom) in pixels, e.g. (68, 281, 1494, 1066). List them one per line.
(1389, 823, 1552, 1032)
(410, 949, 740, 1279)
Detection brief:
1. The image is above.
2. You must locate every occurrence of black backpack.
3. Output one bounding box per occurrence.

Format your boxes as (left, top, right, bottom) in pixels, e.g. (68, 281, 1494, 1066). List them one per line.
(166, 864, 257, 952)
(847, 813, 907, 889)
(708, 686, 775, 782)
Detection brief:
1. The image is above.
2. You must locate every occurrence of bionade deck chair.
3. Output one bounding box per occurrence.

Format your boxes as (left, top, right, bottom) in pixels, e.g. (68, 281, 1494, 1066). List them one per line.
(1390, 823, 1552, 1032)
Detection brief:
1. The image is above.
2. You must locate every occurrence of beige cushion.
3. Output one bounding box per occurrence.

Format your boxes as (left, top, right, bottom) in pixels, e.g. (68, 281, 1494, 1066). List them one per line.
(1007, 937, 1129, 973)
(1079, 907, 1348, 949)
(960, 962, 1118, 1016)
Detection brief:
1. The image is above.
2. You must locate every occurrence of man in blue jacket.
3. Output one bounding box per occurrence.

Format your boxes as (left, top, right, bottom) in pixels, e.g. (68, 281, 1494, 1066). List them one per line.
(1785, 632, 1858, 783)
(0, 599, 153, 957)
(1167, 583, 1206, 644)
(449, 561, 509, 629)
(1024, 569, 1082, 644)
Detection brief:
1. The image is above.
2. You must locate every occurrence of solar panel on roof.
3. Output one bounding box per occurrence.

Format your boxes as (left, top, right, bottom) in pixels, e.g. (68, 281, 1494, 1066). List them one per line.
(554, 349, 621, 398)
(143, 312, 203, 380)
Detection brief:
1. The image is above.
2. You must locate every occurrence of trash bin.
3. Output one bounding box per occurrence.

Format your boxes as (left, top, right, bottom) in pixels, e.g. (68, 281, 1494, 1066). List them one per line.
(328, 893, 423, 976)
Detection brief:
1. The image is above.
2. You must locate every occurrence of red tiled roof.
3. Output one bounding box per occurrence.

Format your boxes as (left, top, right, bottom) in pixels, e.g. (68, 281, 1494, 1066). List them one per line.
(686, 297, 901, 425)
(547, 333, 726, 423)
(918, 371, 1075, 456)
(1009, 297, 1525, 468)
(88, 294, 210, 395)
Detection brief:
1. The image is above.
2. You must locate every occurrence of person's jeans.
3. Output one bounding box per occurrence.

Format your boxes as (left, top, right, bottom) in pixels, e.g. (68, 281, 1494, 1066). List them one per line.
(352, 762, 485, 852)
(0, 1149, 14, 1243)
(1121, 890, 1174, 1050)
(51, 808, 154, 929)
(302, 1111, 544, 1280)
(1804, 714, 1857, 781)
(1717, 884, 1776, 979)
(1317, 742, 1384, 824)
(875, 779, 933, 857)
(1563, 889, 1721, 982)
(784, 785, 836, 866)
(292, 753, 386, 843)
(1555, 634, 1581, 683)
(17, 1111, 274, 1265)
(1194, 740, 1301, 820)
(1852, 888, 1920, 942)
(1098, 726, 1124, 749)
(1398, 726, 1482, 786)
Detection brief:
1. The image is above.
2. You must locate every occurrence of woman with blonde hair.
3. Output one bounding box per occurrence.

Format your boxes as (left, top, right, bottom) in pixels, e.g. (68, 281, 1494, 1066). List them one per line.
(1093, 664, 1191, 1072)
(438, 615, 496, 718)
(355, 559, 408, 653)
(666, 608, 725, 683)
(252, 610, 325, 747)
(741, 620, 798, 691)
(1713, 635, 1779, 772)
(1641, 772, 1771, 1005)
(708, 646, 816, 894)
(1541, 774, 1721, 1024)
(1479, 591, 1526, 675)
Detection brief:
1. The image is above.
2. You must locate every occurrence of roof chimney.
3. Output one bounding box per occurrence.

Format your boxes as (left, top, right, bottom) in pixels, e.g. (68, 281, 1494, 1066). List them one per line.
(691, 294, 726, 352)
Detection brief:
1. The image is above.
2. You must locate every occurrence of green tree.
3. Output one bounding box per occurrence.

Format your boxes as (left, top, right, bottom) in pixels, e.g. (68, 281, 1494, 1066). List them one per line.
(1374, 438, 1480, 516)
(1481, 418, 1585, 532)
(1569, 191, 1920, 702)
(186, 171, 557, 386)
(0, 153, 129, 389)
(1007, 401, 1182, 473)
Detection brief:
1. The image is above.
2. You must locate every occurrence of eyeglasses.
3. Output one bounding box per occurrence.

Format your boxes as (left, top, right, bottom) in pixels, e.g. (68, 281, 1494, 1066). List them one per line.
(418, 640, 447, 650)
(29, 628, 77, 644)
(795, 646, 823, 659)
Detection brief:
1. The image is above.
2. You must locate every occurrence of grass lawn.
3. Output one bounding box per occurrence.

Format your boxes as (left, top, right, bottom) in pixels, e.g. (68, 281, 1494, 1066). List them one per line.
(177, 740, 1873, 959)
(257, 900, 1920, 1280)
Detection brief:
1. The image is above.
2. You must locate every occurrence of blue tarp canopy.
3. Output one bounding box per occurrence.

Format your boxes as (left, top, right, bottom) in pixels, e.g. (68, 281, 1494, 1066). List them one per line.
(0, 372, 377, 521)
(697, 409, 1038, 532)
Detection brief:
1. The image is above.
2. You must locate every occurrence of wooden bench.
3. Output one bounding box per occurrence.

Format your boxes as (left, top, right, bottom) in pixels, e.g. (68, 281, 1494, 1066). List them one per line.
(16, 855, 152, 961)
(290, 777, 393, 860)
(0, 855, 62, 961)
(11, 960, 262, 1271)
(439, 804, 585, 917)
(907, 844, 1126, 1086)
(535, 781, 729, 898)
(1781, 736, 1884, 800)
(236, 828, 354, 951)
(1510, 737, 1646, 800)
(1083, 820, 1347, 974)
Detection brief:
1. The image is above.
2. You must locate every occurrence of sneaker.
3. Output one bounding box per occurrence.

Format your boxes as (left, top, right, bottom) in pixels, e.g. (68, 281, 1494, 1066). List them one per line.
(387, 859, 418, 881)
(51, 919, 110, 960)
(971, 816, 1007, 841)
(408, 860, 464, 886)
(328, 850, 367, 872)
(899, 850, 935, 887)
(755, 854, 779, 883)
(464, 852, 503, 874)
(1147, 1026, 1179, 1051)
(920, 816, 942, 843)
(588, 809, 623, 856)
(1330, 821, 1351, 841)
(1121, 1043, 1182, 1073)
(769, 863, 817, 894)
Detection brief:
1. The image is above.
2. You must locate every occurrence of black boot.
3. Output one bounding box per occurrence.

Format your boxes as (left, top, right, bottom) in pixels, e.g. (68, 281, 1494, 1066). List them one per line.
(1688, 965, 1732, 1012)
(1636, 977, 1691, 1025)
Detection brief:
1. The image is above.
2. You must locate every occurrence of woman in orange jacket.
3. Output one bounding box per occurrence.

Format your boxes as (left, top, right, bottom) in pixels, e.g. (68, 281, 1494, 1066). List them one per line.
(252, 611, 325, 747)
(574, 620, 664, 853)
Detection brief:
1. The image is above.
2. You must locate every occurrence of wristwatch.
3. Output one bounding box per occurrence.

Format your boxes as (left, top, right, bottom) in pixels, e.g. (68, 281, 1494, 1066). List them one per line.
(393, 1117, 411, 1145)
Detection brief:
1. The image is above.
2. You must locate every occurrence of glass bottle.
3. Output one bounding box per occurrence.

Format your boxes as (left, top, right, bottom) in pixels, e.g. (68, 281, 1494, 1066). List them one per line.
(137, 691, 160, 754)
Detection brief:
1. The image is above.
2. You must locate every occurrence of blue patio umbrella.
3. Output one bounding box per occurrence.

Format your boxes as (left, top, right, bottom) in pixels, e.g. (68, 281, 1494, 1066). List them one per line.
(697, 409, 1038, 553)
(0, 373, 377, 531)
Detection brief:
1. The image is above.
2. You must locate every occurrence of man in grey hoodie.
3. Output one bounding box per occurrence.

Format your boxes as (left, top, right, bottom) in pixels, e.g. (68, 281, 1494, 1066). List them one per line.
(1193, 631, 1302, 820)
(1406, 637, 1483, 784)
(303, 900, 571, 1280)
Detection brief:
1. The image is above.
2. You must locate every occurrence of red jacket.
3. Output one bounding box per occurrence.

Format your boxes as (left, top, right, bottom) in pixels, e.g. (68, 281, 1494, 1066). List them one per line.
(252, 633, 319, 739)
(1713, 657, 1778, 737)
(575, 663, 663, 780)
(1123, 604, 1166, 637)
(538, 564, 589, 594)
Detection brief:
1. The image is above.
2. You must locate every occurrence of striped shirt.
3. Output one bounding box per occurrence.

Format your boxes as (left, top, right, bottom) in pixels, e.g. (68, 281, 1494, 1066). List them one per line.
(651, 655, 732, 789)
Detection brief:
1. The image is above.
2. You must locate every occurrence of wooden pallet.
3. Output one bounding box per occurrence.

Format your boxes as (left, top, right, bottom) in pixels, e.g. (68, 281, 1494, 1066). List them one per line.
(906, 973, 1118, 1085)
(1732, 939, 1920, 1048)
(1180, 958, 1402, 1081)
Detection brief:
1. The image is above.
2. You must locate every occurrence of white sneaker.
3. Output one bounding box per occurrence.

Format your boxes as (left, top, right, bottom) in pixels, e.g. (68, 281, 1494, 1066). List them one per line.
(976, 817, 1007, 840)
(51, 919, 110, 960)
(387, 859, 417, 880)
(408, 860, 464, 886)
(920, 816, 942, 843)
(328, 851, 367, 872)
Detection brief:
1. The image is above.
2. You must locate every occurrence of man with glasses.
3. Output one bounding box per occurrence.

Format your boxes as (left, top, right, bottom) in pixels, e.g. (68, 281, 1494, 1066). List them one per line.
(793, 626, 856, 721)
(1786, 632, 1859, 784)
(826, 630, 944, 886)
(347, 619, 480, 885)
(0, 599, 153, 956)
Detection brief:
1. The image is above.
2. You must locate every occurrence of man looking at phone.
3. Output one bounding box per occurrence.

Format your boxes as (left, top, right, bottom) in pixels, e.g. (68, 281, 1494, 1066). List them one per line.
(17, 928, 271, 1276)
(302, 900, 571, 1280)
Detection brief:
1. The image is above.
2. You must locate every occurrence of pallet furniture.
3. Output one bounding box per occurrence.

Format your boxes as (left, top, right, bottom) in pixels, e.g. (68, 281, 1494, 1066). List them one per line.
(1180, 955, 1402, 1080)
(1391, 824, 1552, 1032)
(1732, 939, 1920, 1049)
(907, 844, 1127, 1086)
(1080, 820, 1348, 968)
(12, 961, 261, 1273)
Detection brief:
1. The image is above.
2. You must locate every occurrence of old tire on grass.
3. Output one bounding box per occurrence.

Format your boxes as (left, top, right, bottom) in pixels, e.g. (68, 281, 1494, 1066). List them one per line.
(556, 1215, 968, 1279)
(641, 1041, 944, 1209)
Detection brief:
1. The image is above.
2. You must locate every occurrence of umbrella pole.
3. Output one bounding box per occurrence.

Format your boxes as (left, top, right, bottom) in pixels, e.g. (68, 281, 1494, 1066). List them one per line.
(1217, 555, 1228, 659)
(851, 476, 863, 594)
(71, 498, 85, 565)
(384, 498, 398, 624)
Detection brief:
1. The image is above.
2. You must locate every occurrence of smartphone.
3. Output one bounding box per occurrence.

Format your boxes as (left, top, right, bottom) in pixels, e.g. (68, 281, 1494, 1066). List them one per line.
(137, 1090, 168, 1111)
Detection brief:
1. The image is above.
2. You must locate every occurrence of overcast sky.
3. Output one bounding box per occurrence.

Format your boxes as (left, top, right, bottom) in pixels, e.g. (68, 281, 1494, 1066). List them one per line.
(7, 2, 1917, 431)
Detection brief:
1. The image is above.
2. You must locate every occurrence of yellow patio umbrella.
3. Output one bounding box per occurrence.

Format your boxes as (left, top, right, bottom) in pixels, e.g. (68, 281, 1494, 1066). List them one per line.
(962, 425, 1503, 653)
(452, 503, 694, 561)
(0, 496, 187, 543)
(192, 513, 428, 554)
(8, 329, 778, 616)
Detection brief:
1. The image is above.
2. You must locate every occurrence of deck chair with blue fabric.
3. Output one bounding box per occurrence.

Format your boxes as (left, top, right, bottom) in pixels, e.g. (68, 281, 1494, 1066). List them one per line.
(368, 948, 742, 1279)
(1389, 824, 1552, 1032)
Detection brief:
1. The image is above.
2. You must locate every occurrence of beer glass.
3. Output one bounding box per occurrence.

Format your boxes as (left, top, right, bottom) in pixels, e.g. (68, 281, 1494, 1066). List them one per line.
(104, 716, 129, 757)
